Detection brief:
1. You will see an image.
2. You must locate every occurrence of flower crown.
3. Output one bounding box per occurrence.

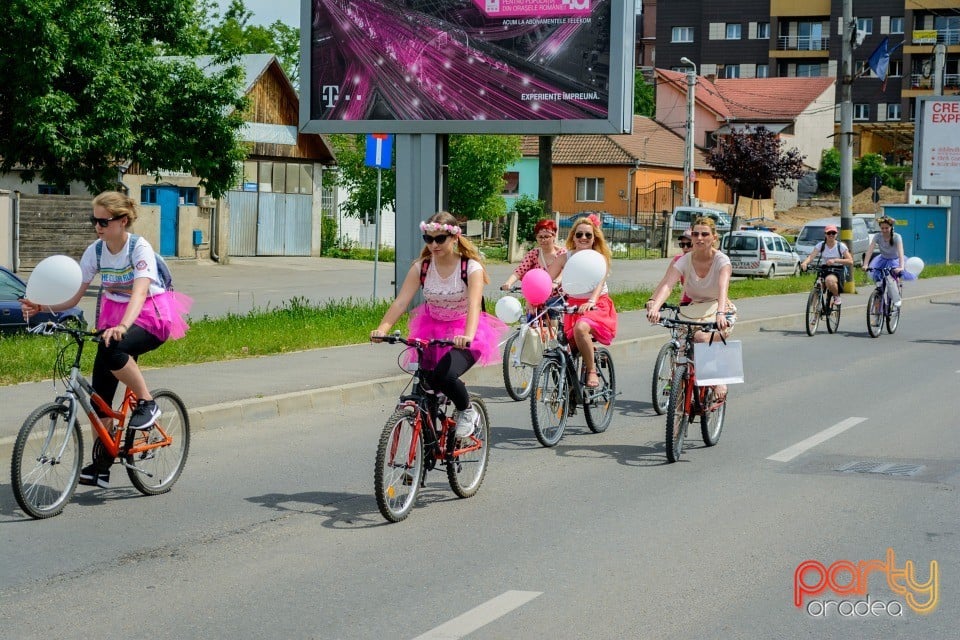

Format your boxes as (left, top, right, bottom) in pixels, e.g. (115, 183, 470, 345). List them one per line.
(420, 221, 462, 235)
(585, 213, 601, 228)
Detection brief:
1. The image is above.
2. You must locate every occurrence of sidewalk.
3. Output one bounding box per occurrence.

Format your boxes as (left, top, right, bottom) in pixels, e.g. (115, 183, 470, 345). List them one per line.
(3, 272, 959, 446)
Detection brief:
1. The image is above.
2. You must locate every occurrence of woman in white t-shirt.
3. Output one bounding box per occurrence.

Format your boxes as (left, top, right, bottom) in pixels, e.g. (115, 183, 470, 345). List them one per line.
(800, 224, 853, 307)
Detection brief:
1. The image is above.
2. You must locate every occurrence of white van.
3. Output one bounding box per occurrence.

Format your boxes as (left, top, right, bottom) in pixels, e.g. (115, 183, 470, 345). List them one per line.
(721, 230, 800, 278)
(670, 206, 732, 233)
(795, 216, 870, 264)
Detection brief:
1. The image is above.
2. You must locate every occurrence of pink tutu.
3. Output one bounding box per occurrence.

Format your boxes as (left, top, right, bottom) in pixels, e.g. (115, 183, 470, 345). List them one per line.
(564, 294, 617, 345)
(99, 291, 193, 341)
(407, 303, 508, 369)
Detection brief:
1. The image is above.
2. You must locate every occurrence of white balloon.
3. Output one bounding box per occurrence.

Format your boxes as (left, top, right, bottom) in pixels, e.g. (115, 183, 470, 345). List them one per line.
(562, 249, 607, 296)
(495, 295, 523, 323)
(26, 255, 83, 306)
(905, 256, 924, 276)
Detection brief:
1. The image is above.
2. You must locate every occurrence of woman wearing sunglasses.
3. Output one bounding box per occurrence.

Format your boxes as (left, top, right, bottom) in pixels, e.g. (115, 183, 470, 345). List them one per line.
(646, 217, 737, 400)
(544, 214, 617, 388)
(800, 223, 852, 307)
(371, 211, 507, 439)
(20, 191, 191, 488)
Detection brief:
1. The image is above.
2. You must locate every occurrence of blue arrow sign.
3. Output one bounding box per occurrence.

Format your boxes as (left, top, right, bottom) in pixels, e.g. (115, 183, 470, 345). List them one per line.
(365, 133, 393, 169)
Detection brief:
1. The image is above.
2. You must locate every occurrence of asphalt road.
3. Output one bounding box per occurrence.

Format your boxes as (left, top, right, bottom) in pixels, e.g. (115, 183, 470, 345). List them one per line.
(2, 299, 957, 639)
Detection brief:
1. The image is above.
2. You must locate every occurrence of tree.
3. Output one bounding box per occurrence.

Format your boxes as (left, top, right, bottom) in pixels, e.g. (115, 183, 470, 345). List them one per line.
(705, 125, 806, 227)
(0, 0, 248, 197)
(510, 194, 547, 244)
(326, 134, 397, 220)
(634, 71, 655, 117)
(447, 135, 522, 221)
(817, 147, 841, 193)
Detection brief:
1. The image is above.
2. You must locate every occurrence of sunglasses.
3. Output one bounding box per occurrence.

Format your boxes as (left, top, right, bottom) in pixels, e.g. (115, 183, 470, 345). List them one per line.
(89, 215, 126, 228)
(825, 231, 837, 236)
(422, 234, 450, 245)
(689, 231, 711, 237)
(678, 242, 692, 248)
(574, 232, 594, 239)
(536, 233, 554, 239)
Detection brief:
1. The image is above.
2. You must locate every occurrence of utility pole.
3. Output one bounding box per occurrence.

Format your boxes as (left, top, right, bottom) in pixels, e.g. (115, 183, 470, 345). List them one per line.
(840, 0, 854, 293)
(681, 57, 697, 207)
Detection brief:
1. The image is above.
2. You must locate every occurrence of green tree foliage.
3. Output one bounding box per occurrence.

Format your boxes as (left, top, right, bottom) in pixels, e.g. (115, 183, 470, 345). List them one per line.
(853, 153, 889, 190)
(448, 135, 522, 221)
(327, 134, 398, 220)
(817, 147, 841, 193)
(0, 0, 248, 197)
(512, 194, 547, 243)
(634, 71, 655, 117)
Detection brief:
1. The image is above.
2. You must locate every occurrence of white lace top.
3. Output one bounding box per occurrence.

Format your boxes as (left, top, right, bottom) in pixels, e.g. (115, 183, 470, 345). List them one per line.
(421, 258, 482, 321)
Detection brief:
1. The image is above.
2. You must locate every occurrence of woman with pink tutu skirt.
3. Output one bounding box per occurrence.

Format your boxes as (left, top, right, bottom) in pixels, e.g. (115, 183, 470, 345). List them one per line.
(371, 211, 508, 440)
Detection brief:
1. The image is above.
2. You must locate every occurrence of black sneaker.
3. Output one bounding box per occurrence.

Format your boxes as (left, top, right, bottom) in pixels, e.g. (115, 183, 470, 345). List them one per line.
(78, 463, 110, 489)
(129, 399, 160, 430)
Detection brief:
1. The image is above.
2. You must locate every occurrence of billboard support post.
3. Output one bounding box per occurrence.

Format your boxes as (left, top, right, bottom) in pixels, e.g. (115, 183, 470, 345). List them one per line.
(395, 134, 445, 297)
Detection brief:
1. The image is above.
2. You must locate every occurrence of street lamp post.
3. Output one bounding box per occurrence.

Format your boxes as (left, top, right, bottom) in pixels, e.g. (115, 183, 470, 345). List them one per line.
(680, 57, 697, 207)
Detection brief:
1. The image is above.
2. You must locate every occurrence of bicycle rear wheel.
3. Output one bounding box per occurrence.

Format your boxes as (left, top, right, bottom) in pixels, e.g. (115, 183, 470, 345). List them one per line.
(11, 402, 83, 519)
(447, 395, 490, 498)
(584, 347, 616, 433)
(651, 342, 676, 415)
(375, 406, 424, 522)
(699, 387, 726, 446)
(125, 390, 190, 495)
(665, 366, 689, 463)
(826, 296, 841, 334)
(530, 357, 568, 447)
(805, 287, 822, 336)
(502, 330, 534, 401)
(866, 289, 883, 338)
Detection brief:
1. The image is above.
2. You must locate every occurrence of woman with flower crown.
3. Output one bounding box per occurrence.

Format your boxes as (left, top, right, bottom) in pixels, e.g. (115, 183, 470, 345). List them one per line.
(543, 214, 618, 389)
(371, 211, 508, 439)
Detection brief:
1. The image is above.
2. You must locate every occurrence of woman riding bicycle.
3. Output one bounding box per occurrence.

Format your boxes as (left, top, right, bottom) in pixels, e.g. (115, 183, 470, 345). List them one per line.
(646, 217, 737, 400)
(500, 218, 567, 293)
(800, 224, 852, 307)
(863, 215, 916, 284)
(20, 191, 192, 487)
(370, 211, 507, 439)
(543, 214, 618, 389)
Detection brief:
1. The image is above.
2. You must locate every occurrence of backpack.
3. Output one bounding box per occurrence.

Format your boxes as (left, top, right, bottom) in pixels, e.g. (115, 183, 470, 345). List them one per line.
(419, 256, 486, 310)
(95, 234, 173, 321)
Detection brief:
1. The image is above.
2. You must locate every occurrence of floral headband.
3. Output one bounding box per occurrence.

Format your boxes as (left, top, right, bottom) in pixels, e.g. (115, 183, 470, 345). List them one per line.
(420, 221, 462, 235)
(584, 213, 601, 228)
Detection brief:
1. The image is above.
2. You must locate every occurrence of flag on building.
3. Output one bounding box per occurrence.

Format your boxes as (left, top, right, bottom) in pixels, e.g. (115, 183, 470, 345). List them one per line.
(868, 36, 890, 89)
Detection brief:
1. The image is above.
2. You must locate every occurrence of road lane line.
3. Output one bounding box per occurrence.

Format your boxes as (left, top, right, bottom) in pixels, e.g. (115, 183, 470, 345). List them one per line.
(411, 590, 542, 640)
(767, 417, 868, 462)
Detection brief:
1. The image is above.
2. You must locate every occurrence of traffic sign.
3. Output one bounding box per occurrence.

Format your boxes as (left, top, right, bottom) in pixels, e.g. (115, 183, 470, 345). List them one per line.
(365, 133, 393, 169)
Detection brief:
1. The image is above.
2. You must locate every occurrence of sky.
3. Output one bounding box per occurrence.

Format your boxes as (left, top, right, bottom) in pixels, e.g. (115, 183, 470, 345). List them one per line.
(213, 0, 300, 27)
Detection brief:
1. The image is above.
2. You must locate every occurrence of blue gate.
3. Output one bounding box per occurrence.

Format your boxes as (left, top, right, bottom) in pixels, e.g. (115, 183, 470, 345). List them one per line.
(156, 186, 180, 256)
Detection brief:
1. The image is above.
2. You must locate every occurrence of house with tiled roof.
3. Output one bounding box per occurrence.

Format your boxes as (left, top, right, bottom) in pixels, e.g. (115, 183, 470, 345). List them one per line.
(655, 70, 835, 209)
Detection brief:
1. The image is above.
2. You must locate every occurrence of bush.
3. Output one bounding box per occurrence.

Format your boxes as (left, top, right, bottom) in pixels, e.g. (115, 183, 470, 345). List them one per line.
(817, 147, 840, 193)
(320, 216, 338, 255)
(853, 153, 887, 190)
(510, 194, 546, 244)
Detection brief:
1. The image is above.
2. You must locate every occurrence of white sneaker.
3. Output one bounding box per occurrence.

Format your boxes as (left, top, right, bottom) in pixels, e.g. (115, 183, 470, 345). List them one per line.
(832, 296, 842, 306)
(455, 407, 479, 439)
(894, 300, 902, 308)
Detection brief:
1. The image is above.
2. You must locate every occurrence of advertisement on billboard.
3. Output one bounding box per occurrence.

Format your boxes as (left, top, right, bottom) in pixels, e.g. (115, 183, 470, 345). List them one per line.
(913, 95, 960, 194)
(300, 0, 633, 135)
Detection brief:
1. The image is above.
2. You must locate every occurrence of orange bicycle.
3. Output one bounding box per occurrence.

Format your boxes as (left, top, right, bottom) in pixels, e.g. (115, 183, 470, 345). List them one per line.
(11, 321, 190, 519)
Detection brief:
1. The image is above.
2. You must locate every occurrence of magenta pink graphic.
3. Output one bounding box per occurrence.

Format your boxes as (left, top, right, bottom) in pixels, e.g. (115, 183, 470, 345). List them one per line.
(310, 0, 611, 122)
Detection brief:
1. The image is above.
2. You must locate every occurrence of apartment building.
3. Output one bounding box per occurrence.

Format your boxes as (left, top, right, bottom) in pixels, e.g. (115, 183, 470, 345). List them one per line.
(651, 1, 960, 160)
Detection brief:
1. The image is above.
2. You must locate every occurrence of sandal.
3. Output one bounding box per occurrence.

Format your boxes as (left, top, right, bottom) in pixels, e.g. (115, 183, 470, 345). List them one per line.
(585, 369, 600, 388)
(714, 384, 727, 403)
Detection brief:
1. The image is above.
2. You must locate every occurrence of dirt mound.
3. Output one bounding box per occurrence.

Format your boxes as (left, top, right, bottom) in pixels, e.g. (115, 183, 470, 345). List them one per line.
(757, 186, 906, 235)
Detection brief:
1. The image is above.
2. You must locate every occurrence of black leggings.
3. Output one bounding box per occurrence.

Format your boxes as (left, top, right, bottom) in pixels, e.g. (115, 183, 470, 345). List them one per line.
(423, 348, 477, 411)
(92, 325, 163, 416)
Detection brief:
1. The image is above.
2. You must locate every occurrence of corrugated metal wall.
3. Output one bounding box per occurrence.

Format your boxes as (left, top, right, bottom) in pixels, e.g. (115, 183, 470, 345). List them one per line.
(227, 191, 258, 256)
(227, 191, 312, 257)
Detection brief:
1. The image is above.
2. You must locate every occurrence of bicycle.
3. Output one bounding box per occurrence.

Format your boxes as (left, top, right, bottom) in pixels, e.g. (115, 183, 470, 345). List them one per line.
(373, 333, 490, 523)
(651, 305, 684, 415)
(803, 263, 842, 336)
(866, 267, 902, 338)
(501, 289, 561, 401)
(529, 297, 617, 447)
(11, 321, 190, 519)
(655, 304, 727, 463)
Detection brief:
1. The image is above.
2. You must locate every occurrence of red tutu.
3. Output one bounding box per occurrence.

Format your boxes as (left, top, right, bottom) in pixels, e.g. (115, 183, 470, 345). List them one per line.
(563, 294, 617, 345)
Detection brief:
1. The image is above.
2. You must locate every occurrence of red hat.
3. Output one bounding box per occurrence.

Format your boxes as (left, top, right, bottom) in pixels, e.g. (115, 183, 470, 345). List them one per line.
(824, 224, 838, 233)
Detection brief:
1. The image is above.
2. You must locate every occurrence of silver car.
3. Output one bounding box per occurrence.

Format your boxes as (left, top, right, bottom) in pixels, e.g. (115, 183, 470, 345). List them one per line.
(721, 230, 801, 278)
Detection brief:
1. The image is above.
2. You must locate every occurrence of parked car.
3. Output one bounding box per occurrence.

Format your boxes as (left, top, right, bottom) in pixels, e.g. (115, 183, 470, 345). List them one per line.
(720, 230, 801, 278)
(0, 265, 86, 333)
(794, 216, 870, 264)
(559, 212, 644, 233)
(855, 213, 880, 243)
(670, 206, 732, 233)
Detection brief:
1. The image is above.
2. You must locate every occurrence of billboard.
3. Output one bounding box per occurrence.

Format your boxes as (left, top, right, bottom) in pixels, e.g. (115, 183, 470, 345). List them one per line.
(913, 95, 960, 195)
(300, 0, 634, 135)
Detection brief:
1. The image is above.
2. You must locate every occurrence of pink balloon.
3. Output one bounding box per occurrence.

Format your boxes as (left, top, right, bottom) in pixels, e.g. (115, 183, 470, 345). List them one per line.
(521, 268, 553, 306)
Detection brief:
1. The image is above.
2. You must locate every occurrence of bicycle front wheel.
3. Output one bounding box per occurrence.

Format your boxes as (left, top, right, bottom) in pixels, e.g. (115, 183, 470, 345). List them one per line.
(805, 287, 821, 336)
(651, 342, 676, 415)
(699, 387, 726, 446)
(886, 297, 900, 334)
(826, 296, 841, 334)
(447, 395, 490, 498)
(502, 330, 534, 401)
(665, 366, 689, 463)
(125, 390, 190, 495)
(584, 347, 616, 433)
(866, 289, 883, 338)
(11, 403, 83, 519)
(375, 407, 424, 522)
(530, 358, 568, 447)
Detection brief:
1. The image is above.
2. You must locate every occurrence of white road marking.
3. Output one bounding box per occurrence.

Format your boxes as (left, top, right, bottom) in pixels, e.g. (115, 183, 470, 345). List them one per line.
(767, 417, 868, 462)
(411, 590, 542, 640)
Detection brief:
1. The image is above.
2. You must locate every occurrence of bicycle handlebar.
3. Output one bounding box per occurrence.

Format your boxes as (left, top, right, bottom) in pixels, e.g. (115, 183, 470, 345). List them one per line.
(28, 321, 101, 342)
(372, 332, 469, 348)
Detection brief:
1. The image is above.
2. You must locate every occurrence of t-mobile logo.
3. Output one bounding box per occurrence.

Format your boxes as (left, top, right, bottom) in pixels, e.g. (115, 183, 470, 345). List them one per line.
(321, 85, 339, 108)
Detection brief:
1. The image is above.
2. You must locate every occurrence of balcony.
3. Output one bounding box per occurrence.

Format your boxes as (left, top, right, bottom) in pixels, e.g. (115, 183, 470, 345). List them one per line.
(770, 35, 830, 58)
(905, 29, 960, 54)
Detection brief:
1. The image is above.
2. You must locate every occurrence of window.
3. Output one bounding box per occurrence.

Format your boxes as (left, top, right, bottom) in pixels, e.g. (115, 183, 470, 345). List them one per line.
(140, 186, 197, 205)
(857, 18, 873, 35)
(672, 26, 694, 43)
(756, 64, 769, 78)
(889, 59, 903, 77)
(797, 63, 822, 77)
(887, 103, 901, 120)
(321, 183, 337, 218)
(576, 177, 604, 202)
(726, 24, 742, 40)
(38, 184, 69, 195)
(890, 17, 904, 34)
(502, 172, 519, 196)
(854, 104, 870, 120)
(141, 186, 158, 204)
(178, 187, 198, 205)
(757, 22, 770, 39)
(722, 64, 741, 78)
